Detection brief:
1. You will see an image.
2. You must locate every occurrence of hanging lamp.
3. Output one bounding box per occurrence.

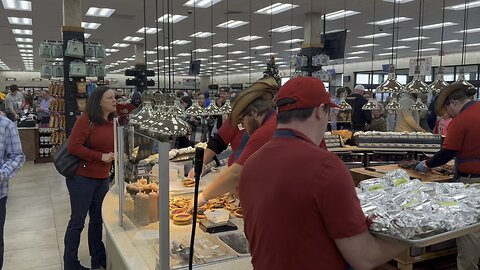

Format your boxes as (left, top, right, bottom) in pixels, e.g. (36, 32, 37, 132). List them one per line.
(376, 0, 404, 94)
(429, 0, 449, 94)
(219, 99, 232, 114)
(206, 102, 222, 116)
(385, 97, 403, 111)
(337, 99, 352, 111)
(362, 99, 382, 111)
(410, 97, 429, 111)
(454, 67, 475, 89)
(186, 101, 207, 116)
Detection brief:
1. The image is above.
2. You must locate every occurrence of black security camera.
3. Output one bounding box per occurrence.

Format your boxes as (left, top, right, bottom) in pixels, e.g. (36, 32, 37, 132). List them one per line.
(187, 10, 193, 14)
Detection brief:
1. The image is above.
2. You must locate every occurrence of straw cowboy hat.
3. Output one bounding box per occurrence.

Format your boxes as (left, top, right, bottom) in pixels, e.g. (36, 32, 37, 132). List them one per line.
(230, 77, 278, 127)
(435, 84, 477, 115)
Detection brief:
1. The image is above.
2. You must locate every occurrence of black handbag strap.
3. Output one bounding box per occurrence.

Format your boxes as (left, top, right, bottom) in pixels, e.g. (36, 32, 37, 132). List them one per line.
(84, 121, 94, 148)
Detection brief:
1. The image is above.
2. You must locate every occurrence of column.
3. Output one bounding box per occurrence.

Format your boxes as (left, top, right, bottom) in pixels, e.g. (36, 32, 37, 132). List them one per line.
(300, 12, 324, 76)
(200, 75, 211, 92)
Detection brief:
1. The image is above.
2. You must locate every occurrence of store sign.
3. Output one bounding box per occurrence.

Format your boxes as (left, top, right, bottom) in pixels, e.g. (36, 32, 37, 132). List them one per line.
(409, 57, 432, 76)
(5, 77, 16, 81)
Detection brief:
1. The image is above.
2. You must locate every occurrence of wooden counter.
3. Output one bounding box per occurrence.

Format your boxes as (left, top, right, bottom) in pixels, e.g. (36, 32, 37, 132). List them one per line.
(350, 164, 453, 186)
(17, 127, 38, 161)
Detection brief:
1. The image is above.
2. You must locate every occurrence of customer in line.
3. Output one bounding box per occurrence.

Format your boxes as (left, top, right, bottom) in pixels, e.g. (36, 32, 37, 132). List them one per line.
(187, 92, 213, 144)
(416, 84, 480, 270)
(64, 86, 116, 270)
(0, 113, 26, 269)
(4, 85, 25, 122)
(240, 77, 406, 270)
(37, 90, 54, 124)
(346, 84, 372, 131)
(395, 93, 425, 132)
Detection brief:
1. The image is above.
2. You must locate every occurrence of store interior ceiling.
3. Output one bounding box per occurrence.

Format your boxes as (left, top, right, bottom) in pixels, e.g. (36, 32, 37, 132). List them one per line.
(0, 0, 480, 76)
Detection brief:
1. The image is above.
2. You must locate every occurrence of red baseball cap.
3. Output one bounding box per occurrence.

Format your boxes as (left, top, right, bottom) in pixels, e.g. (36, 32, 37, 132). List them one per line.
(275, 77, 337, 112)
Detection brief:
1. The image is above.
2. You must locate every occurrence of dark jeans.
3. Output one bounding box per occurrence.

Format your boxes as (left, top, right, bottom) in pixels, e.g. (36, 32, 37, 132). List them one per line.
(0, 196, 7, 270)
(64, 176, 108, 270)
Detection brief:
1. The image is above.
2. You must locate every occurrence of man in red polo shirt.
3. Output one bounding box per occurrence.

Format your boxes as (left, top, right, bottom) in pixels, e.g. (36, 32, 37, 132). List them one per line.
(416, 84, 480, 270)
(240, 77, 406, 270)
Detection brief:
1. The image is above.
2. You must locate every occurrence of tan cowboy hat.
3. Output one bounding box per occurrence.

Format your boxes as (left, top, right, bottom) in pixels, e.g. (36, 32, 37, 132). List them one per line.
(230, 77, 278, 127)
(435, 84, 477, 115)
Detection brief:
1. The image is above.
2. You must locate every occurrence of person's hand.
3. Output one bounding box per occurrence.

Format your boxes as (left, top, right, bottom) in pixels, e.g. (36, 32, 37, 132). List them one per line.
(415, 160, 429, 173)
(187, 193, 208, 214)
(101, 152, 115, 163)
(187, 164, 206, 179)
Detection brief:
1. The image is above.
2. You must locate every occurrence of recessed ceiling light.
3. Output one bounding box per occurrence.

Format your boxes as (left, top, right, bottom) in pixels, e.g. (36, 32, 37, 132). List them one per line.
(82, 22, 101, 30)
(445, 0, 480, 10)
(157, 14, 188, 23)
(190, 32, 215, 38)
(2, 0, 31, 11)
(466, 43, 480, 47)
(236, 35, 263, 41)
(145, 51, 157, 54)
(252, 45, 271, 50)
(368, 17, 413, 25)
(417, 22, 457, 30)
(384, 46, 410, 50)
(325, 10, 360, 20)
(183, 0, 222, 8)
(279, 38, 303, 44)
(117, 60, 127, 63)
(285, 48, 301, 52)
(260, 52, 278, 56)
(239, 56, 255, 59)
(270, 25, 302, 33)
(455, 28, 480, 34)
(84, 33, 91, 38)
(105, 48, 119, 52)
(124, 58, 135, 61)
(212, 43, 233, 48)
(12, 29, 32, 35)
(217, 20, 249, 28)
(22, 57, 33, 59)
(348, 51, 369, 55)
(352, 43, 379, 48)
(325, 29, 352, 34)
(251, 60, 262, 64)
(112, 43, 130, 48)
(358, 33, 391, 39)
(86, 7, 115, 17)
(123, 36, 144, 42)
(193, 48, 210, 52)
(430, 40, 462, 45)
(229, 51, 246, 54)
(156, 46, 171, 50)
(15, 37, 33, 42)
(177, 53, 191, 56)
(415, 48, 438, 52)
(255, 3, 298, 15)
(171, 40, 191, 45)
(7, 17, 32, 25)
(137, 27, 161, 34)
(17, 44, 33, 48)
(398, 36, 429, 41)
(377, 52, 396, 56)
(165, 56, 178, 60)
(210, 55, 225, 58)
(197, 58, 208, 61)
(19, 49, 33, 53)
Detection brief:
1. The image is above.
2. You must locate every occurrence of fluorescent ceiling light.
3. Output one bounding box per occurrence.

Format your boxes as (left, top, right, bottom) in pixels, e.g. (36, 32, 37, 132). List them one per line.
(84, 33, 91, 38)
(105, 48, 119, 52)
(210, 55, 225, 58)
(1, 0, 31, 11)
(415, 48, 438, 52)
(325, 10, 360, 20)
(137, 27, 160, 34)
(279, 38, 303, 44)
(239, 56, 255, 59)
(260, 52, 278, 56)
(430, 40, 462, 44)
(252, 45, 271, 50)
(184, 0, 222, 8)
(86, 7, 115, 17)
(193, 48, 210, 52)
(212, 43, 233, 48)
(12, 29, 32, 35)
(384, 46, 410, 50)
(157, 14, 188, 23)
(156, 46, 171, 50)
(377, 52, 396, 56)
(251, 60, 262, 64)
(123, 36, 144, 42)
(368, 17, 413, 25)
(359, 33, 391, 39)
(15, 37, 32, 42)
(19, 49, 33, 53)
(456, 28, 480, 34)
(237, 35, 262, 41)
(445, 0, 480, 10)
(171, 40, 191, 45)
(352, 43, 379, 48)
(197, 58, 208, 61)
(21, 53, 33, 56)
(255, 3, 298, 15)
(82, 22, 101, 30)
(398, 36, 429, 41)
(217, 20, 249, 28)
(229, 51, 245, 54)
(145, 51, 157, 54)
(124, 58, 135, 61)
(177, 53, 191, 56)
(117, 60, 127, 63)
(112, 43, 130, 48)
(345, 56, 363, 60)
(383, 0, 416, 3)
(270, 25, 302, 33)
(17, 44, 32, 48)
(285, 48, 301, 52)
(8, 17, 32, 25)
(190, 32, 215, 38)
(348, 51, 369, 55)
(417, 22, 457, 30)
(22, 57, 33, 59)
(466, 43, 480, 47)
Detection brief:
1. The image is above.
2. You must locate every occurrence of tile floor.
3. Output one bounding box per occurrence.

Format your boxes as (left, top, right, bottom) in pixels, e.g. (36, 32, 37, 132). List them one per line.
(4, 162, 93, 270)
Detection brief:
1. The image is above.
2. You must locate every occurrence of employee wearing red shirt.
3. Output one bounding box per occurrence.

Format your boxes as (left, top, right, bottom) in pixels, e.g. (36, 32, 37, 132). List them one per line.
(195, 77, 278, 207)
(65, 86, 116, 270)
(240, 77, 406, 270)
(416, 84, 480, 270)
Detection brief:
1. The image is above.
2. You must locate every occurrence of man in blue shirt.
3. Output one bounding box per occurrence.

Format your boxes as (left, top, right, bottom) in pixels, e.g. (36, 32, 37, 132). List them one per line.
(0, 114, 25, 268)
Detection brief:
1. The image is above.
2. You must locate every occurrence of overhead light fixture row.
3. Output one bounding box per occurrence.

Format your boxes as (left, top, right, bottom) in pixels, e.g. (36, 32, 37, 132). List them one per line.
(252, 45, 271, 50)
(137, 27, 161, 34)
(2, 0, 31, 11)
(236, 35, 262, 41)
(15, 37, 32, 42)
(445, 0, 480, 10)
(86, 7, 115, 17)
(12, 29, 32, 35)
(183, 0, 222, 8)
(398, 36, 429, 41)
(368, 17, 413, 25)
(157, 14, 187, 23)
(417, 22, 457, 30)
(430, 40, 462, 45)
(7, 17, 32, 25)
(17, 44, 33, 48)
(123, 36, 143, 42)
(270, 25, 302, 33)
(285, 48, 301, 52)
(217, 20, 249, 28)
(229, 51, 245, 54)
(255, 3, 298, 15)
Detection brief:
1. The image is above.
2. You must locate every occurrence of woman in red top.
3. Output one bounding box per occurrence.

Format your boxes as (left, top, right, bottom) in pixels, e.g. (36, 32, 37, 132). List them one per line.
(64, 86, 116, 270)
